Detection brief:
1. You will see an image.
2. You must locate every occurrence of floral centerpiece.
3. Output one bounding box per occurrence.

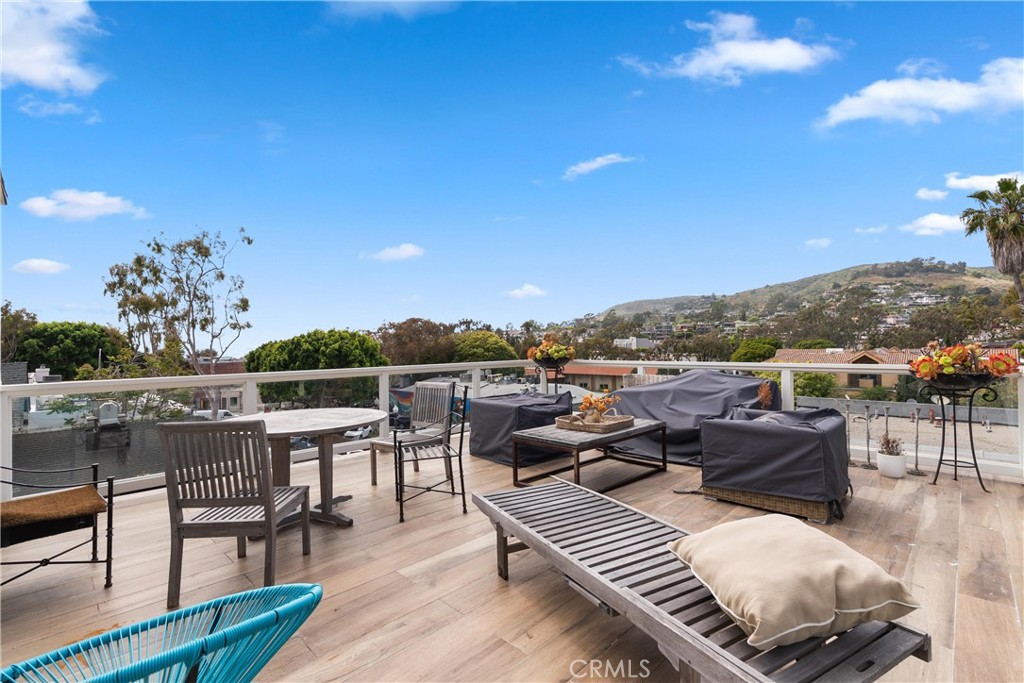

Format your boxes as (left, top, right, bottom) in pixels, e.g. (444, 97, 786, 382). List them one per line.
(909, 341, 1019, 388)
(579, 392, 620, 416)
(556, 391, 633, 431)
(527, 333, 576, 369)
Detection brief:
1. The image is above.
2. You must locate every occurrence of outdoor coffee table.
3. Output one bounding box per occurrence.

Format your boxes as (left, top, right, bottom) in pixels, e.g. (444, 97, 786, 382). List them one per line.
(510, 418, 667, 493)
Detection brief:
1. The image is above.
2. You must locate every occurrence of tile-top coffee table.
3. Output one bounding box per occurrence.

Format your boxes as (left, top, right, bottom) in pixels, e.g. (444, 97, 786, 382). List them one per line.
(510, 418, 667, 493)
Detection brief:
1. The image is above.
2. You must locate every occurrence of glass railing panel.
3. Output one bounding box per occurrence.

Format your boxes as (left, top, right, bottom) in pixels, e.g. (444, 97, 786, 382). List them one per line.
(10, 386, 245, 495)
(797, 375, 1020, 471)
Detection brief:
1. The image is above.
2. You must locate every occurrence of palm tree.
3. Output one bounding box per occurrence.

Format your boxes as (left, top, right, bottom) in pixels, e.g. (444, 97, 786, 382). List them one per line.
(962, 177, 1024, 313)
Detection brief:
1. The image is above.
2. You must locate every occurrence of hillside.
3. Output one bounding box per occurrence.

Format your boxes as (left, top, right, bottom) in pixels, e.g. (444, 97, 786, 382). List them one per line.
(600, 260, 1010, 319)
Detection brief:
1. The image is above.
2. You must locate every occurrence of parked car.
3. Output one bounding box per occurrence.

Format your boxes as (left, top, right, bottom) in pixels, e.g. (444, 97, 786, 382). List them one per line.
(290, 435, 317, 450)
(344, 425, 373, 440)
(191, 410, 238, 420)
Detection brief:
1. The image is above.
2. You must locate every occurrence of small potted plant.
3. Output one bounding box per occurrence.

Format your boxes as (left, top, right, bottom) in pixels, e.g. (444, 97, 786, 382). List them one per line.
(876, 432, 906, 479)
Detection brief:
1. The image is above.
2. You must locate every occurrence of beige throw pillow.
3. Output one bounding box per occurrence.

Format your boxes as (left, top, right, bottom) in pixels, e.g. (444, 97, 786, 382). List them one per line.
(666, 515, 919, 650)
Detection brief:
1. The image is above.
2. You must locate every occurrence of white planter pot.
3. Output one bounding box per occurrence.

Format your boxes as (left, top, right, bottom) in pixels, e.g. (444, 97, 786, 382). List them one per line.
(877, 452, 906, 479)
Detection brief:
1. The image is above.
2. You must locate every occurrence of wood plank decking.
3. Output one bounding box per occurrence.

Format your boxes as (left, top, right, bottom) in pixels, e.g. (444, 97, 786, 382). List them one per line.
(1, 440, 1021, 682)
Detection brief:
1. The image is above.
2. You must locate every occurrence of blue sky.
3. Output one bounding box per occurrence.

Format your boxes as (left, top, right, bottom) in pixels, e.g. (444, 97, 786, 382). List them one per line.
(2, 1, 1022, 355)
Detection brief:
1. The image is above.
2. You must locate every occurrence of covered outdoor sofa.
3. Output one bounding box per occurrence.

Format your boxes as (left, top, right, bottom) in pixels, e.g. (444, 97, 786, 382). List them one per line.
(700, 407, 851, 522)
(610, 370, 780, 465)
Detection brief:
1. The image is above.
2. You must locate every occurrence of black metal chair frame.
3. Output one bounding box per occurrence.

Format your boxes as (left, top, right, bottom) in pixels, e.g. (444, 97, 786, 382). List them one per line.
(393, 385, 468, 523)
(1, 463, 114, 587)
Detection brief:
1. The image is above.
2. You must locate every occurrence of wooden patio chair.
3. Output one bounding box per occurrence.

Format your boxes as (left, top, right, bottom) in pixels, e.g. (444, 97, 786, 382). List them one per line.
(394, 385, 468, 522)
(158, 421, 311, 609)
(368, 380, 456, 487)
(0, 463, 114, 587)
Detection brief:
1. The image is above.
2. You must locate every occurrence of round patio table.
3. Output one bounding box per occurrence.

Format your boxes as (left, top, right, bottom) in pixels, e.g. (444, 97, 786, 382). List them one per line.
(228, 408, 387, 527)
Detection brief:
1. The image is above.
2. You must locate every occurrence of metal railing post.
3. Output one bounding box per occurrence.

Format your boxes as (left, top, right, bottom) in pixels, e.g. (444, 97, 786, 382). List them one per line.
(471, 367, 482, 399)
(1, 394, 12, 502)
(379, 372, 391, 439)
(242, 379, 259, 415)
(780, 369, 795, 411)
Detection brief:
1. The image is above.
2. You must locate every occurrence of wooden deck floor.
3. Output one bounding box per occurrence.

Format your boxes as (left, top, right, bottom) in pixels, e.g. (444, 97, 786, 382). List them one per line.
(1, 442, 1021, 682)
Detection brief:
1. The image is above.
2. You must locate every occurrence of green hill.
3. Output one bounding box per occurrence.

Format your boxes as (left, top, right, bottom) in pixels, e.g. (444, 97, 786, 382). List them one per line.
(600, 260, 1010, 319)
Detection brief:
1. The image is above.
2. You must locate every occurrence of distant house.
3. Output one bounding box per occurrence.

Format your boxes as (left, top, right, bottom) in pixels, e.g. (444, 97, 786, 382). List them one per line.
(613, 336, 655, 351)
(192, 358, 247, 413)
(553, 364, 659, 392)
(770, 347, 1021, 389)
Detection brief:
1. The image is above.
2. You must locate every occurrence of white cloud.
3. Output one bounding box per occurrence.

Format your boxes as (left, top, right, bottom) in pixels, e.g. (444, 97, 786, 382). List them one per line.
(563, 153, 638, 181)
(493, 215, 525, 223)
(326, 1, 456, 21)
(13, 258, 70, 275)
(915, 188, 948, 201)
(259, 120, 285, 143)
(619, 11, 837, 86)
(819, 57, 1024, 128)
(20, 189, 150, 221)
(854, 224, 888, 235)
(505, 283, 547, 299)
(945, 171, 1024, 191)
(16, 94, 101, 123)
(898, 213, 963, 236)
(366, 242, 424, 261)
(0, 0, 106, 94)
(897, 58, 945, 78)
(805, 238, 832, 249)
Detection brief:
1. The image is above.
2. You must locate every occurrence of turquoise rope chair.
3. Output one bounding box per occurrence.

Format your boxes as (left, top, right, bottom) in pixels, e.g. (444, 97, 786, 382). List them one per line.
(0, 583, 322, 683)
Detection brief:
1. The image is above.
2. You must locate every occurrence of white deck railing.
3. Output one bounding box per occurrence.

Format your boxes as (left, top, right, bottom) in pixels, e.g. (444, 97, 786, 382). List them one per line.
(2, 360, 1021, 499)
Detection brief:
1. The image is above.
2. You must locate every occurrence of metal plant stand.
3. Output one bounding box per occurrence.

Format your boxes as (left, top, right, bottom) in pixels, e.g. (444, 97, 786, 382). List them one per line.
(534, 358, 568, 394)
(861, 405, 877, 470)
(908, 407, 926, 476)
(917, 375, 996, 492)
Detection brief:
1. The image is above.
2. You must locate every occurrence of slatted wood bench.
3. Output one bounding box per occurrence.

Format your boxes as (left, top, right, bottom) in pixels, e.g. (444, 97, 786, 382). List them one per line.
(472, 481, 930, 683)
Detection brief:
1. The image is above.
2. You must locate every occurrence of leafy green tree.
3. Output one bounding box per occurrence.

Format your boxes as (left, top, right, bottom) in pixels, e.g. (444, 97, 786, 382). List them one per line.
(245, 329, 389, 408)
(104, 227, 252, 372)
(730, 337, 781, 363)
(756, 370, 836, 398)
(858, 386, 891, 401)
(794, 372, 837, 398)
(14, 321, 128, 380)
(375, 318, 456, 366)
(962, 177, 1024, 312)
(452, 331, 517, 363)
(1, 301, 37, 362)
(794, 338, 835, 349)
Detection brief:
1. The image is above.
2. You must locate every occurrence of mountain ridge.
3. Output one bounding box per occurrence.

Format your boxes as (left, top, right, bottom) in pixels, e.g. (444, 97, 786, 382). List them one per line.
(599, 260, 1009, 319)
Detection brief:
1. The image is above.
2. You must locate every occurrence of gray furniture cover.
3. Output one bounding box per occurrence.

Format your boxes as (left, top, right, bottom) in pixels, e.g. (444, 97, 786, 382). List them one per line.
(610, 370, 781, 465)
(700, 407, 850, 507)
(470, 392, 572, 466)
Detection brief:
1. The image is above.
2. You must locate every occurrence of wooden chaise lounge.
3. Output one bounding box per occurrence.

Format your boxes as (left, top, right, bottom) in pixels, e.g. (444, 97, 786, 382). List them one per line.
(472, 480, 930, 683)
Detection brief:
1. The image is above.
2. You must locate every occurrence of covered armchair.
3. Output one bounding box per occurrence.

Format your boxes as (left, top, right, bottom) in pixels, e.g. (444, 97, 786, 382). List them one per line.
(469, 391, 573, 466)
(611, 370, 781, 465)
(699, 407, 850, 523)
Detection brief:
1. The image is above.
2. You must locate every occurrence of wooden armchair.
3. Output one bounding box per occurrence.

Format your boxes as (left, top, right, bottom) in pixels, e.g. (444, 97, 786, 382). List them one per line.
(158, 421, 311, 609)
(0, 463, 114, 587)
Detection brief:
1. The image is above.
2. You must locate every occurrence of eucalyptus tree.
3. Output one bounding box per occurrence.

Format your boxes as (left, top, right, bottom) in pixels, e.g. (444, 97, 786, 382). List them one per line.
(962, 177, 1024, 313)
(103, 227, 253, 373)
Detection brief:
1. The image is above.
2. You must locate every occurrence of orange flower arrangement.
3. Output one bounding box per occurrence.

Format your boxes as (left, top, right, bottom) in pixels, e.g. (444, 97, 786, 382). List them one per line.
(579, 392, 620, 414)
(910, 341, 1019, 380)
(527, 333, 576, 363)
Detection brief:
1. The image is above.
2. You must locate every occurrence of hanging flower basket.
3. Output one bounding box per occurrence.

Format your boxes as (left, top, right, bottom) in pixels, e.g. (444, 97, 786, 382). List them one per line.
(534, 357, 570, 371)
(924, 373, 994, 391)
